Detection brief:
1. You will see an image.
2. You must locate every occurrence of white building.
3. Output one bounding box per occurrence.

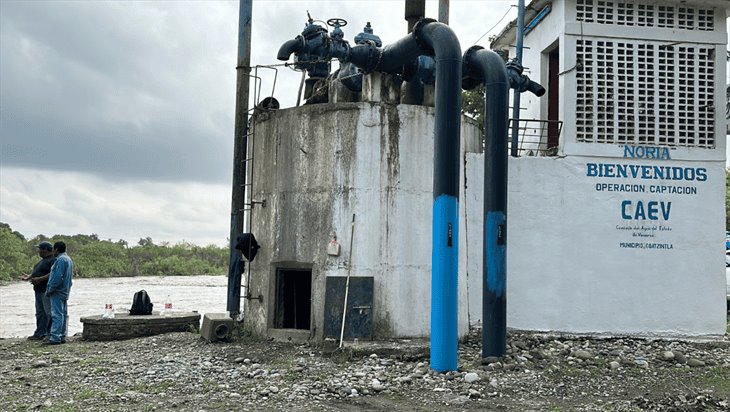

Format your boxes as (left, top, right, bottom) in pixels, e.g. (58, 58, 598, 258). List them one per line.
(476, 0, 729, 338)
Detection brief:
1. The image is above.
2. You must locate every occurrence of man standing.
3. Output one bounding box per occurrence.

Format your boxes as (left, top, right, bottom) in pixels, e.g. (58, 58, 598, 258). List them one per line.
(19, 241, 56, 340)
(45, 241, 73, 345)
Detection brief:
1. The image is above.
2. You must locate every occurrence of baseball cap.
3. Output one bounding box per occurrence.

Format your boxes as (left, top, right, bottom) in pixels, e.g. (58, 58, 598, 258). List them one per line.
(35, 241, 53, 251)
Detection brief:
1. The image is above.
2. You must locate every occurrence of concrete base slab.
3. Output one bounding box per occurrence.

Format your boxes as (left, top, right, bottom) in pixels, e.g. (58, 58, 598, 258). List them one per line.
(80, 312, 201, 341)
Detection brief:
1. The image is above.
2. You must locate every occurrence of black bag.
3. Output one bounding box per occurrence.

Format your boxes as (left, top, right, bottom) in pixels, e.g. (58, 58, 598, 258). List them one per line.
(129, 290, 153, 315)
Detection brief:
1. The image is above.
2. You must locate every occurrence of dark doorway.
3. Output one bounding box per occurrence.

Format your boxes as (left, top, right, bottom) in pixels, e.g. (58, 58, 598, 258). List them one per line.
(547, 47, 560, 150)
(273, 268, 311, 329)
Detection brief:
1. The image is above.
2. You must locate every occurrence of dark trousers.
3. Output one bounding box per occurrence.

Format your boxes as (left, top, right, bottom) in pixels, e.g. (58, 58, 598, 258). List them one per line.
(33, 290, 51, 337)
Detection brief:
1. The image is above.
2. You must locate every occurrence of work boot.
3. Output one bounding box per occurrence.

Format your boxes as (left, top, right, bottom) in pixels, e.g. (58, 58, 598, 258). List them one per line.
(27, 335, 44, 341)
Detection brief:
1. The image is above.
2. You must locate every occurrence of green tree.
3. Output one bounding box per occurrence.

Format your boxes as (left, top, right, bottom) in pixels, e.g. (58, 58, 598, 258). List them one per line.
(462, 85, 485, 129)
(74, 240, 131, 277)
(0, 223, 35, 281)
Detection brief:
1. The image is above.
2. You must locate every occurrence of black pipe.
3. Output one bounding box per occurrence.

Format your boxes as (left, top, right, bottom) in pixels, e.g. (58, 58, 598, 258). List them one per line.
(277, 37, 303, 61)
(462, 45, 509, 359)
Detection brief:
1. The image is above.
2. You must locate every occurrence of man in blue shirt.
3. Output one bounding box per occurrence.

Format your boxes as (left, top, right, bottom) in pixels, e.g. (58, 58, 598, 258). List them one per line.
(20, 241, 57, 340)
(45, 241, 73, 345)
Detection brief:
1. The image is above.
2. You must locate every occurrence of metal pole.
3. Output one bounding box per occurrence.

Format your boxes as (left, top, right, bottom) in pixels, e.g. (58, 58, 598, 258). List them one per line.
(227, 0, 253, 316)
(405, 0, 425, 33)
(339, 214, 356, 348)
(509, 0, 525, 157)
(438, 0, 450, 24)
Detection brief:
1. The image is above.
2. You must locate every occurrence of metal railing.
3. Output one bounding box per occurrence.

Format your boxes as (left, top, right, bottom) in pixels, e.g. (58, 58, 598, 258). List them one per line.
(507, 118, 562, 157)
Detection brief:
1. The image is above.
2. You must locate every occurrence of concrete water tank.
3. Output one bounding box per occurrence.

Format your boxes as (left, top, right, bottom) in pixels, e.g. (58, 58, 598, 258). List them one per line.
(241, 100, 481, 342)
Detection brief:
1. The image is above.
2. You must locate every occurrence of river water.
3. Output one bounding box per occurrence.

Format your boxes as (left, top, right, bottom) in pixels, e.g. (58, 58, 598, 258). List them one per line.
(0, 275, 228, 339)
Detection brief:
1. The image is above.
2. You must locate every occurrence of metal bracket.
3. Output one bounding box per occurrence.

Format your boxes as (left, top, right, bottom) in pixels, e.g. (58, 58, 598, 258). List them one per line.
(244, 293, 264, 303)
(352, 305, 371, 315)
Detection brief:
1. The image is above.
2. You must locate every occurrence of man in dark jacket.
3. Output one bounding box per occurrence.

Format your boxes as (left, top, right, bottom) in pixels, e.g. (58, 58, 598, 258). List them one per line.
(20, 241, 57, 340)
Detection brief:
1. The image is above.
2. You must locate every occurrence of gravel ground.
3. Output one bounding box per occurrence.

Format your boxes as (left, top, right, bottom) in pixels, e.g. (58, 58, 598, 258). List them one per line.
(1, 325, 729, 411)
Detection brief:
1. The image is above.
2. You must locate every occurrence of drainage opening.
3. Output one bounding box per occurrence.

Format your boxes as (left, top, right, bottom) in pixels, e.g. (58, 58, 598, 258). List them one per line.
(273, 268, 311, 329)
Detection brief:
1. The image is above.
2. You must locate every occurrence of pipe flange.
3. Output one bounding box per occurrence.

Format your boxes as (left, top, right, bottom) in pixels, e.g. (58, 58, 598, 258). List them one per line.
(462, 45, 485, 89)
(360, 41, 382, 73)
(412, 17, 438, 56)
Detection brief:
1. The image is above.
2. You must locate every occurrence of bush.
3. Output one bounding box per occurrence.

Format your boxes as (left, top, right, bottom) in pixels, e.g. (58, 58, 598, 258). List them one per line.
(0, 224, 34, 281)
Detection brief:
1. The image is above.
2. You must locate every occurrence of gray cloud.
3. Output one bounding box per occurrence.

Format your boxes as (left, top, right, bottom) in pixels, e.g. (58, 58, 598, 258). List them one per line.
(1, 1, 237, 183)
(1, 0, 520, 184)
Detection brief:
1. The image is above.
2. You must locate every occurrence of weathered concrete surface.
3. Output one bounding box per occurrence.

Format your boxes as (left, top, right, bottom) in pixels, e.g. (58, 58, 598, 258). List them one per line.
(245, 102, 481, 341)
(80, 312, 201, 341)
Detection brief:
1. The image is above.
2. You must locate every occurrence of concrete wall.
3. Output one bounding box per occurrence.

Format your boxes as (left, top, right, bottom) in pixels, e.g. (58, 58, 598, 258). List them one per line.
(464, 153, 727, 338)
(245, 102, 481, 340)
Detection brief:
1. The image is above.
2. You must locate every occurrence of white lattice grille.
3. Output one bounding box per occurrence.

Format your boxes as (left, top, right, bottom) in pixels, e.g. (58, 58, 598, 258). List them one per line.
(575, 39, 716, 148)
(576, 0, 714, 31)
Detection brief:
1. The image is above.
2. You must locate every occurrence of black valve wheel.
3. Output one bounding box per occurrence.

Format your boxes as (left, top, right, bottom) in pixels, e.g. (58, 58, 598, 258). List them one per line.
(327, 18, 347, 27)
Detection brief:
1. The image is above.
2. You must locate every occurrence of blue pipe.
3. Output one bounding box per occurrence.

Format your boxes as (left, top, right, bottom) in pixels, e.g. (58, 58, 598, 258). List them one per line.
(462, 46, 509, 358)
(416, 20, 463, 373)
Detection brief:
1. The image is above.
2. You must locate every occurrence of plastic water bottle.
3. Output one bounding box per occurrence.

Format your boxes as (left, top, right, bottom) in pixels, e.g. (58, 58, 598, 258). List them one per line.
(102, 303, 115, 319)
(161, 296, 172, 316)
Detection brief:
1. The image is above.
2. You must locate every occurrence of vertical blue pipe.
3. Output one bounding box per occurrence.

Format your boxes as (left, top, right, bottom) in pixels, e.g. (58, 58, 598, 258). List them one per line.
(417, 21, 462, 373)
(431, 195, 459, 371)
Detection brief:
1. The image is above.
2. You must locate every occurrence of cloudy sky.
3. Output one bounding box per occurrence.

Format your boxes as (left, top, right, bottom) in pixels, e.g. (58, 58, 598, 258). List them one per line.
(1, 1, 727, 246)
(0, 0, 521, 246)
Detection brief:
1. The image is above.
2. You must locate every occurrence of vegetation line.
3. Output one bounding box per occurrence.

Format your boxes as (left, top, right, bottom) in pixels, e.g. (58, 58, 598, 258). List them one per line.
(0, 223, 228, 282)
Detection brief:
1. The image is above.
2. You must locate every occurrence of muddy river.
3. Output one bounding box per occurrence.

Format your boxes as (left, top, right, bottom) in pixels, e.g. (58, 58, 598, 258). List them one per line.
(0, 275, 228, 339)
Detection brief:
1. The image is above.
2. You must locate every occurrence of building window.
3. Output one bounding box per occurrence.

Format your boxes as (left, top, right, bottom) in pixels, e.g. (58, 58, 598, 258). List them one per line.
(576, 0, 714, 31)
(575, 39, 716, 148)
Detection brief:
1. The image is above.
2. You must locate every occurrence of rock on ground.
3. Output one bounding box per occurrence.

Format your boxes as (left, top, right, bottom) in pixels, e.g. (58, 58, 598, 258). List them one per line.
(1, 326, 729, 411)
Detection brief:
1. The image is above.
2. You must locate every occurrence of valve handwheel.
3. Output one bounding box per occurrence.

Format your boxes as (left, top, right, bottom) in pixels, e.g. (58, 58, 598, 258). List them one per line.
(327, 18, 347, 27)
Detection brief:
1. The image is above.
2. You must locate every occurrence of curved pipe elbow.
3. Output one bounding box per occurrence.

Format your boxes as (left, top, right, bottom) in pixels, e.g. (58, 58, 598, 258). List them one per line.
(461, 45, 509, 167)
(413, 19, 462, 61)
(462, 46, 508, 91)
(277, 37, 303, 61)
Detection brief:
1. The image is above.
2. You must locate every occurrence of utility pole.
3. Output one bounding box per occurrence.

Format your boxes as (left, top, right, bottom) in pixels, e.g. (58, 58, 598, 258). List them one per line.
(510, 0, 525, 157)
(227, 0, 253, 316)
(438, 0, 450, 24)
